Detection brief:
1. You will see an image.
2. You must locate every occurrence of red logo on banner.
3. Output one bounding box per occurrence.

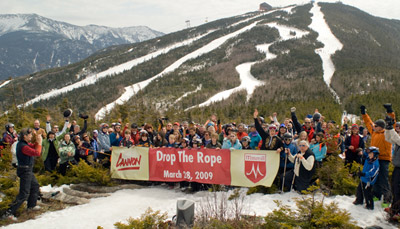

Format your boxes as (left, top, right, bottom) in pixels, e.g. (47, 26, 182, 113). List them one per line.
(116, 153, 141, 171)
(244, 154, 266, 183)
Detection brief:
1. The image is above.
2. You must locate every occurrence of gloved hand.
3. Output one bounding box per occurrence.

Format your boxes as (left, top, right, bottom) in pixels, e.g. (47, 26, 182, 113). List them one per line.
(79, 113, 89, 119)
(357, 171, 365, 177)
(384, 103, 393, 113)
(360, 105, 366, 115)
(385, 115, 395, 130)
(290, 107, 296, 113)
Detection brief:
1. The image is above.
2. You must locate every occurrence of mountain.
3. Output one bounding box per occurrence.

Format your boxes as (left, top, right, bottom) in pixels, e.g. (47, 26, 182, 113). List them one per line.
(0, 14, 164, 80)
(1, 2, 400, 127)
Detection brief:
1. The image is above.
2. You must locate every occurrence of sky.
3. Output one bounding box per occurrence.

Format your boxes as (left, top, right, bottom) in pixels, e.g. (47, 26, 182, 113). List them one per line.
(0, 0, 399, 33)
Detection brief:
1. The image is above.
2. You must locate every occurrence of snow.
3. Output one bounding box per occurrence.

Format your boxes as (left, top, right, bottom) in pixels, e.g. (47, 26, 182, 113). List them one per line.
(95, 21, 261, 120)
(174, 85, 203, 104)
(19, 31, 212, 109)
(3, 186, 394, 229)
(186, 22, 308, 110)
(309, 2, 343, 103)
(0, 79, 11, 89)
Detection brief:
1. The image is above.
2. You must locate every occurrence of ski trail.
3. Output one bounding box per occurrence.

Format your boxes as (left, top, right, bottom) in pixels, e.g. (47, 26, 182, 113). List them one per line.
(18, 31, 214, 108)
(95, 21, 261, 120)
(309, 2, 343, 103)
(174, 84, 202, 104)
(186, 22, 308, 110)
(0, 79, 11, 89)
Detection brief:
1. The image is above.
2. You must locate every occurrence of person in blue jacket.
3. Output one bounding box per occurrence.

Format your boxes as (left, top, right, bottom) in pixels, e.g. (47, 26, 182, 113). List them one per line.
(310, 132, 327, 168)
(353, 146, 380, 210)
(248, 124, 261, 149)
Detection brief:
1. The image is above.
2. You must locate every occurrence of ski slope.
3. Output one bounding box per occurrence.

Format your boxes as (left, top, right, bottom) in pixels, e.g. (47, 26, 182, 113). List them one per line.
(186, 22, 308, 110)
(309, 1, 343, 103)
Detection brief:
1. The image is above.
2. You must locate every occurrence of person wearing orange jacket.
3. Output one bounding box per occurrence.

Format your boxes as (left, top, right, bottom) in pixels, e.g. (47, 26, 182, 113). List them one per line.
(361, 103, 395, 206)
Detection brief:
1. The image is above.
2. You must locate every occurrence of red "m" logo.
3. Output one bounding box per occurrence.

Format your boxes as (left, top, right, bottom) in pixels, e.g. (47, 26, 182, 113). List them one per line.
(244, 154, 266, 183)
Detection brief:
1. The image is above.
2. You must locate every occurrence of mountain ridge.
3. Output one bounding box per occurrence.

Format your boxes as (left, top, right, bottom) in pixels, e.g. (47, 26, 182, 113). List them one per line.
(0, 13, 164, 80)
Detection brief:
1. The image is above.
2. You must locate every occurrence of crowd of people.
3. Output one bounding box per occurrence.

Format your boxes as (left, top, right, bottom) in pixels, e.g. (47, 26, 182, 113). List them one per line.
(2, 104, 400, 221)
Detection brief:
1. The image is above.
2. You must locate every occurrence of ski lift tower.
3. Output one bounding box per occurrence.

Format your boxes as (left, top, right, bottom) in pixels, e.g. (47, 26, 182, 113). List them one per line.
(185, 20, 191, 29)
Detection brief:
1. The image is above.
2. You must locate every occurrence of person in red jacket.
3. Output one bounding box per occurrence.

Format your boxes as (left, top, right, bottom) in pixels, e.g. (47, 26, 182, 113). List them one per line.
(4, 128, 42, 220)
(290, 107, 314, 142)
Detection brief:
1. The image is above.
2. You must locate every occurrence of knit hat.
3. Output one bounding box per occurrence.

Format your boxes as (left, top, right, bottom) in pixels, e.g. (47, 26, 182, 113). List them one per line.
(374, 119, 385, 129)
(351, 124, 359, 129)
(173, 122, 180, 126)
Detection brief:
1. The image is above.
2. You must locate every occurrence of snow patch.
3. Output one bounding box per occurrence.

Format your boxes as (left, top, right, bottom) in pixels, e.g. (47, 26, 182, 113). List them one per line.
(309, 2, 343, 103)
(174, 84, 202, 103)
(3, 187, 395, 229)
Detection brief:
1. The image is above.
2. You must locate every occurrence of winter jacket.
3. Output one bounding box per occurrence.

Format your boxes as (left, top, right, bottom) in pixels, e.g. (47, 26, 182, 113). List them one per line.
(254, 118, 283, 150)
(288, 148, 316, 191)
(109, 132, 122, 146)
(98, 130, 111, 152)
(237, 132, 248, 141)
(41, 131, 66, 160)
(222, 138, 242, 150)
(2, 131, 18, 145)
(363, 113, 395, 161)
(248, 131, 261, 149)
(344, 134, 365, 162)
(361, 158, 379, 185)
(16, 140, 42, 166)
(310, 143, 327, 162)
(281, 142, 297, 169)
(120, 138, 134, 148)
(58, 140, 76, 164)
(384, 128, 400, 168)
(291, 112, 314, 142)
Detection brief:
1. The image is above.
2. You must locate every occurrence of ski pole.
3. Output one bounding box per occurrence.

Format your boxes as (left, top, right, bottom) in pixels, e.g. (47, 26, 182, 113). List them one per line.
(290, 156, 297, 192)
(281, 149, 288, 193)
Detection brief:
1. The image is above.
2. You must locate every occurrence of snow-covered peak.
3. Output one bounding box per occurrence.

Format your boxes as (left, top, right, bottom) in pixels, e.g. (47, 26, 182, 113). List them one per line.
(0, 14, 163, 44)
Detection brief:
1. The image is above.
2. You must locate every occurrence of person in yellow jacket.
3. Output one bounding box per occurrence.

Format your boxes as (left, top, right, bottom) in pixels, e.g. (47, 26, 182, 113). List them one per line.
(361, 103, 395, 206)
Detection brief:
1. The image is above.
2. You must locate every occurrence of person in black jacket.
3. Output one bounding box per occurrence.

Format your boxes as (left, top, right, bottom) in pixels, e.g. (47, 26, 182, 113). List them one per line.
(283, 140, 316, 192)
(253, 109, 283, 151)
(4, 128, 42, 220)
(343, 124, 365, 166)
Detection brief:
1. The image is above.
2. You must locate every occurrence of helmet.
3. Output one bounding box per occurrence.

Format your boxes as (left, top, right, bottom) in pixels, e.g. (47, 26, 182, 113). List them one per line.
(63, 109, 73, 118)
(367, 146, 379, 159)
(313, 112, 321, 122)
(140, 130, 148, 136)
(5, 123, 14, 131)
(283, 133, 292, 140)
(241, 136, 251, 142)
(279, 123, 287, 129)
(131, 123, 138, 129)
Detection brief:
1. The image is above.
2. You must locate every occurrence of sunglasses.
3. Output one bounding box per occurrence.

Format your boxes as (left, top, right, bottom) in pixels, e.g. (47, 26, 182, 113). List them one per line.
(305, 122, 311, 124)
(285, 138, 292, 141)
(299, 145, 307, 147)
(83, 136, 88, 138)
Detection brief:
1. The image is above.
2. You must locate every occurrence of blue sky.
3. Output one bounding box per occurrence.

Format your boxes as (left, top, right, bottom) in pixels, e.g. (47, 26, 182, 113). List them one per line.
(0, 0, 399, 33)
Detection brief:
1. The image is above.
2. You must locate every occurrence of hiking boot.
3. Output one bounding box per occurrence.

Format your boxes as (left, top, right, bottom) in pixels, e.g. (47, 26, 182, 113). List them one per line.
(2, 212, 17, 221)
(391, 214, 400, 221)
(353, 200, 363, 205)
(366, 205, 374, 210)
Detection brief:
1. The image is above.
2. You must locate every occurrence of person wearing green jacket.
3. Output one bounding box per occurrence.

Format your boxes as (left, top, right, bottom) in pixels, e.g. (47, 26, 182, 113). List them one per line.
(58, 134, 76, 175)
(42, 130, 67, 172)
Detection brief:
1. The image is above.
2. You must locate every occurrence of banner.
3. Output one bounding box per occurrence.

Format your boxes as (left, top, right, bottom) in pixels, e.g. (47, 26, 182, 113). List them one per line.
(110, 147, 149, 180)
(230, 149, 279, 187)
(149, 148, 231, 185)
(111, 147, 279, 187)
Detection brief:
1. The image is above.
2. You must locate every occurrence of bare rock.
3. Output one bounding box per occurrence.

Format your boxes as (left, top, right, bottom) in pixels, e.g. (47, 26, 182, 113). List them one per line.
(70, 183, 144, 193)
(63, 187, 110, 198)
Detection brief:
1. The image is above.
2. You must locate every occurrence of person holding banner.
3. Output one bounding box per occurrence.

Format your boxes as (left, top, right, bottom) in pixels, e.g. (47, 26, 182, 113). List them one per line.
(283, 140, 316, 192)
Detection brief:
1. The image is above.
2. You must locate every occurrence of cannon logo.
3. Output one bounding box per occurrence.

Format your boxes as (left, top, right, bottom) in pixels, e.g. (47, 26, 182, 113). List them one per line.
(244, 154, 266, 183)
(116, 153, 142, 171)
